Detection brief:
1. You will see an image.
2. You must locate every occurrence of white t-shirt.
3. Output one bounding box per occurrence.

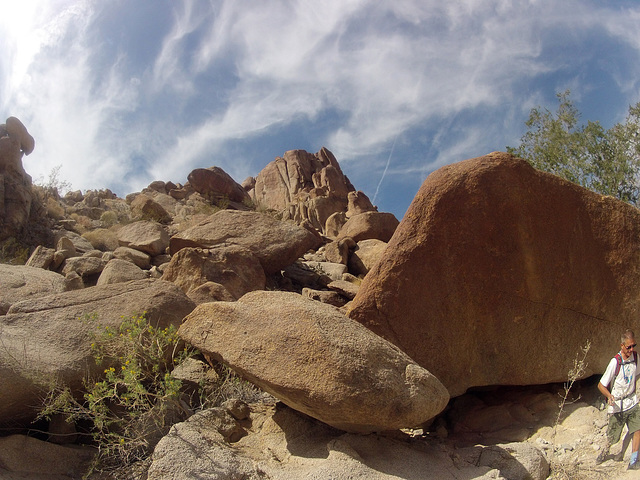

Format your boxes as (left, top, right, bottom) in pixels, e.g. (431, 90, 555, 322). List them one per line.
(600, 352, 639, 413)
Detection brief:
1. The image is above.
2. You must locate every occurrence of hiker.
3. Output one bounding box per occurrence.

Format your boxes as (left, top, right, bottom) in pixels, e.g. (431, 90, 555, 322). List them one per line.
(597, 329, 640, 469)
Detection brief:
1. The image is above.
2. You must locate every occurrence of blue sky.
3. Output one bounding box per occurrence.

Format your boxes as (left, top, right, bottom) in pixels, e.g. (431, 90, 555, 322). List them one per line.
(1, 1, 639, 220)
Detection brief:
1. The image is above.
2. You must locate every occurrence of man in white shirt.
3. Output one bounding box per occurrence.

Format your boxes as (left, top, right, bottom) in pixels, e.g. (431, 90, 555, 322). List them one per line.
(597, 329, 640, 469)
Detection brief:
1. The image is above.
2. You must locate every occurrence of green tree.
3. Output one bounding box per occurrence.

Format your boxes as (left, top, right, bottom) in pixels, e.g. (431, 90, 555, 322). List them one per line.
(507, 90, 640, 205)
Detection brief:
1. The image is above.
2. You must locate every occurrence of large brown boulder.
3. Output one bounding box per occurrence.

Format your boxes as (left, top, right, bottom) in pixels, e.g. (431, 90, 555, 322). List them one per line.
(117, 220, 169, 256)
(178, 291, 449, 433)
(187, 166, 250, 204)
(337, 211, 399, 243)
(0, 117, 33, 242)
(96, 258, 147, 285)
(162, 245, 266, 299)
(347, 239, 388, 276)
(0, 264, 66, 315)
(130, 193, 172, 224)
(169, 210, 322, 274)
(248, 148, 356, 234)
(348, 152, 640, 396)
(0, 279, 195, 425)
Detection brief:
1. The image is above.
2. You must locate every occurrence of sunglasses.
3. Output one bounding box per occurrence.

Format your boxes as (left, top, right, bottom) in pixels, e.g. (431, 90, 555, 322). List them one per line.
(623, 343, 638, 350)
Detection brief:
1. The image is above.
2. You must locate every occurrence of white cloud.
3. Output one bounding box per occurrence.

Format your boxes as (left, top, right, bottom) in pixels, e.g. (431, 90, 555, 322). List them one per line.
(1, 0, 639, 216)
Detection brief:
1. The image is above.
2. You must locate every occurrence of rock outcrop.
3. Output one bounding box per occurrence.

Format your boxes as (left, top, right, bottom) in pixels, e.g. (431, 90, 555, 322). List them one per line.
(0, 117, 34, 242)
(0, 264, 66, 315)
(187, 166, 251, 205)
(178, 291, 449, 433)
(348, 152, 640, 396)
(0, 279, 195, 424)
(169, 210, 322, 274)
(247, 148, 376, 234)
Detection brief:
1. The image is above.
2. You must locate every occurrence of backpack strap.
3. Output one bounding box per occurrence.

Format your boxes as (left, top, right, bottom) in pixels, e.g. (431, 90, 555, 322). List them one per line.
(609, 352, 638, 390)
(609, 353, 624, 390)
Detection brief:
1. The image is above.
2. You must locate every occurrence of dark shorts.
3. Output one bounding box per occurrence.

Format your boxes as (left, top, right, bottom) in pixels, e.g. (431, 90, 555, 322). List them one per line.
(608, 403, 640, 445)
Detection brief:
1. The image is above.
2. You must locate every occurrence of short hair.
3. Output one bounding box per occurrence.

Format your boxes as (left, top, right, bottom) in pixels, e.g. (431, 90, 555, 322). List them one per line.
(622, 329, 636, 344)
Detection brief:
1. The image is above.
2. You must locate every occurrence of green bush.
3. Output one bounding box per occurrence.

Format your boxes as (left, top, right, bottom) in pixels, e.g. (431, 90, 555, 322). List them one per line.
(39, 312, 265, 476)
(39, 313, 195, 474)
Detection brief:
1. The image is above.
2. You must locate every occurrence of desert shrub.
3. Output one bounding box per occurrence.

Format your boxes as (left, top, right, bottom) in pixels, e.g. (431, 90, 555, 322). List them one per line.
(0, 237, 30, 264)
(70, 213, 93, 233)
(45, 196, 65, 220)
(39, 312, 263, 476)
(99, 210, 118, 227)
(82, 228, 119, 252)
(39, 313, 195, 474)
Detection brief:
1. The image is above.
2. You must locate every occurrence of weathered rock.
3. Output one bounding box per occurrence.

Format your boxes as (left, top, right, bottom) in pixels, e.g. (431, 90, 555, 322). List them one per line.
(178, 291, 449, 433)
(346, 190, 376, 217)
(60, 256, 105, 285)
(327, 279, 359, 300)
(324, 237, 356, 265)
(169, 210, 322, 274)
(348, 152, 640, 396)
(162, 245, 266, 299)
(0, 435, 94, 478)
(63, 271, 84, 291)
(186, 281, 236, 304)
(96, 258, 147, 285)
(25, 245, 55, 269)
(114, 246, 151, 269)
(170, 357, 220, 397)
(348, 239, 387, 276)
(282, 260, 332, 289)
(117, 220, 169, 257)
(325, 211, 348, 238)
(148, 402, 505, 480)
(130, 193, 172, 224)
(148, 407, 257, 480)
(302, 287, 348, 307)
(460, 443, 550, 480)
(54, 231, 94, 254)
(337, 211, 399, 243)
(56, 236, 77, 258)
(0, 279, 195, 424)
(0, 264, 66, 315)
(249, 148, 355, 234)
(187, 166, 250, 204)
(0, 118, 33, 242)
(5, 117, 35, 156)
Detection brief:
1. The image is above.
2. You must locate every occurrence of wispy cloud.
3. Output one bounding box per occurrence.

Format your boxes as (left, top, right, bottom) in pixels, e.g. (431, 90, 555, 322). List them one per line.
(1, 0, 639, 217)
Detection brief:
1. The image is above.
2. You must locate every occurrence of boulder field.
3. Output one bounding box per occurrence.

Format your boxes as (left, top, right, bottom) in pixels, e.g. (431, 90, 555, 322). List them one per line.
(5, 127, 640, 479)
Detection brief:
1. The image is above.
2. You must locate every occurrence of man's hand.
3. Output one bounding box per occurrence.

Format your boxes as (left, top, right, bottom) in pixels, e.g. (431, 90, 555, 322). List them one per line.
(608, 395, 616, 406)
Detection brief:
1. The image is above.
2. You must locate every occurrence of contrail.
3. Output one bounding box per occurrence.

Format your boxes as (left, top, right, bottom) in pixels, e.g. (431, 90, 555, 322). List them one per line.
(373, 134, 398, 205)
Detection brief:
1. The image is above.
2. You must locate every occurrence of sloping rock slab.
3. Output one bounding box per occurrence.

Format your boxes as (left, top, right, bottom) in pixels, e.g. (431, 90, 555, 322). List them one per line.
(169, 210, 322, 274)
(178, 291, 448, 433)
(348, 152, 640, 396)
(0, 264, 66, 315)
(0, 279, 195, 425)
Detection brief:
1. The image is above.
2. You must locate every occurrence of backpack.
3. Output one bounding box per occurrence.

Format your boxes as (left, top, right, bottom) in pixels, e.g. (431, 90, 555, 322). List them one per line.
(608, 351, 638, 390)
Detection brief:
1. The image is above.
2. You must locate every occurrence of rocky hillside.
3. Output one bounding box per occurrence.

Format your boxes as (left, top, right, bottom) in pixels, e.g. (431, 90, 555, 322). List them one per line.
(1, 118, 640, 479)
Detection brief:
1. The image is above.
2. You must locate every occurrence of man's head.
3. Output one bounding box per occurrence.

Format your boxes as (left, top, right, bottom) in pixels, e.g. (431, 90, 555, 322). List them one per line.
(621, 329, 636, 360)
